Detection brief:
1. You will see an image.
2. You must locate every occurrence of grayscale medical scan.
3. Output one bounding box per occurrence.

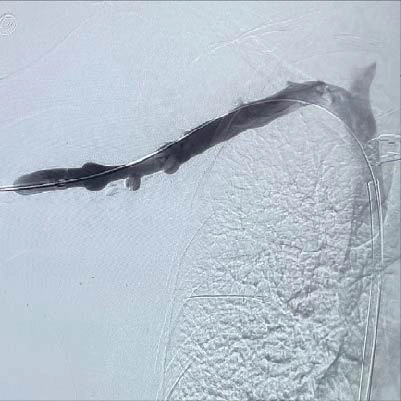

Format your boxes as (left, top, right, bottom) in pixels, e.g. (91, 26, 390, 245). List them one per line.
(0, 2, 399, 400)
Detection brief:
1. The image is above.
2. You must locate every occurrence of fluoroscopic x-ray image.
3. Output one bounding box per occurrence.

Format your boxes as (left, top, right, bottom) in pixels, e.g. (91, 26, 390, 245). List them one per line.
(0, 1, 400, 400)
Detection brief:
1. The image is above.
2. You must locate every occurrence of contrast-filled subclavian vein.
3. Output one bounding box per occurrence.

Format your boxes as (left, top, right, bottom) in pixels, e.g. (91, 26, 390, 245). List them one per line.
(0, 63, 379, 195)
